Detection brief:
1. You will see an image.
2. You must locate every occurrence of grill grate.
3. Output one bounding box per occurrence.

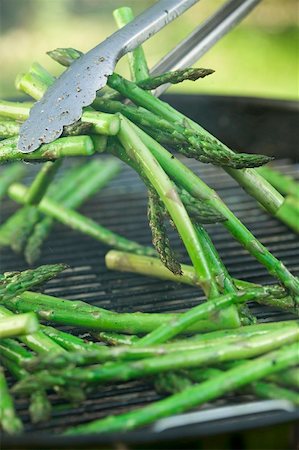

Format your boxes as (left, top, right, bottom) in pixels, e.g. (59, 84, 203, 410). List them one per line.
(1, 95, 298, 447)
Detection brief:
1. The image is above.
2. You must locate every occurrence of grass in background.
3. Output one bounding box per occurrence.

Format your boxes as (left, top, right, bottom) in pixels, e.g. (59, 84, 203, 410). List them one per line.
(0, 0, 298, 100)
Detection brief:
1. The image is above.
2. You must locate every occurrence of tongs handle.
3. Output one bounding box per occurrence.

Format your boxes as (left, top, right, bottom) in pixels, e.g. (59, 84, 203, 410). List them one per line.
(151, 0, 261, 94)
(117, 0, 199, 56)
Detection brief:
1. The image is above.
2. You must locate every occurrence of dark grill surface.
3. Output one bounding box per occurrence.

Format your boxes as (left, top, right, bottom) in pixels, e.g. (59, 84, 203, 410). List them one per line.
(1, 95, 299, 447)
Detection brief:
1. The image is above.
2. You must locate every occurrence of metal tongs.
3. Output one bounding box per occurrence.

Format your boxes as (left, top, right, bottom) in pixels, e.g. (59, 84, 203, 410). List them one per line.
(18, 0, 261, 153)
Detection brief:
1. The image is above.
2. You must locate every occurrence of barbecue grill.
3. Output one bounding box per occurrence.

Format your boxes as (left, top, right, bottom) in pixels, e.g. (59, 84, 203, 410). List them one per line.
(1, 93, 299, 449)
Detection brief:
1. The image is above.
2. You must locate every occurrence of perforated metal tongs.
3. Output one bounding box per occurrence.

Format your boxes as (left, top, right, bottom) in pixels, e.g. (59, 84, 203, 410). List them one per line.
(18, 0, 261, 153)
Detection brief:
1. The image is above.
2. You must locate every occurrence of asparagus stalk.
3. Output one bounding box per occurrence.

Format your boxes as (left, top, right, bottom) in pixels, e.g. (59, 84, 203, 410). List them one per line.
(105, 71, 282, 200)
(8, 182, 156, 257)
(97, 320, 298, 350)
(95, 331, 139, 346)
(24, 320, 299, 371)
(11, 206, 40, 253)
(228, 167, 299, 234)
(178, 187, 225, 224)
(108, 73, 271, 169)
(0, 345, 51, 423)
(7, 159, 62, 254)
(105, 251, 297, 314)
(269, 368, 299, 390)
(62, 343, 299, 434)
(48, 47, 213, 93)
(0, 338, 33, 365)
(29, 61, 55, 86)
(135, 288, 265, 347)
(0, 99, 33, 121)
(15, 69, 120, 136)
(0, 118, 20, 138)
(47, 48, 83, 68)
(0, 205, 40, 252)
(154, 371, 193, 394)
(251, 381, 299, 405)
(6, 61, 298, 293)
(27, 52, 270, 170)
(113, 7, 150, 83)
(187, 367, 299, 405)
(138, 68, 214, 90)
(0, 306, 85, 404)
(0, 366, 23, 434)
(0, 98, 118, 139)
(126, 124, 299, 297)
(0, 263, 67, 301)
(25, 159, 62, 205)
(258, 166, 299, 198)
(24, 162, 96, 260)
(42, 326, 98, 352)
(117, 115, 217, 297)
(0, 313, 39, 338)
(0, 164, 25, 200)
(0, 305, 64, 355)
(0, 135, 96, 163)
(25, 159, 121, 264)
(2, 290, 242, 334)
(15, 326, 299, 392)
(147, 186, 181, 274)
(275, 196, 299, 234)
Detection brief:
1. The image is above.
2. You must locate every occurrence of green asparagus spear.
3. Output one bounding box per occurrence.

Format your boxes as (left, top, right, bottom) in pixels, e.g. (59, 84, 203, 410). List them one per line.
(0, 338, 33, 365)
(127, 124, 299, 297)
(275, 195, 299, 234)
(113, 7, 150, 83)
(0, 118, 20, 138)
(64, 343, 299, 435)
(178, 187, 226, 224)
(24, 52, 270, 170)
(0, 99, 33, 121)
(105, 251, 297, 315)
(138, 67, 214, 89)
(0, 313, 39, 338)
(15, 327, 299, 392)
(25, 159, 121, 264)
(0, 164, 25, 200)
(0, 263, 67, 301)
(0, 306, 85, 404)
(42, 326, 98, 352)
(2, 289, 241, 334)
(24, 320, 299, 371)
(47, 47, 213, 93)
(251, 381, 299, 405)
(134, 288, 264, 347)
(0, 366, 23, 434)
(0, 347, 51, 423)
(187, 367, 299, 405)
(7, 159, 62, 254)
(154, 371, 193, 394)
(258, 166, 299, 198)
(8, 182, 157, 256)
(26, 160, 62, 205)
(15, 69, 120, 136)
(94, 331, 139, 346)
(108, 73, 271, 169)
(147, 186, 181, 274)
(0, 135, 95, 163)
(117, 115, 216, 297)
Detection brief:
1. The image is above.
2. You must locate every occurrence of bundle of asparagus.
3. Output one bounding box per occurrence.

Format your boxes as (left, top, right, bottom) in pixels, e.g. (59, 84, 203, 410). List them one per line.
(0, 5, 298, 438)
(0, 264, 298, 435)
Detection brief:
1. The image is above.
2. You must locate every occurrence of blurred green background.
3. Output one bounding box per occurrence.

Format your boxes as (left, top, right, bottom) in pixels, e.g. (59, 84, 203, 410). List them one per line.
(0, 0, 298, 99)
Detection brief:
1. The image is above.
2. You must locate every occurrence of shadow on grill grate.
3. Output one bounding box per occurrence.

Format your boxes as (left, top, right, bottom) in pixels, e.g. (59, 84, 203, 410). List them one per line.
(1, 95, 298, 448)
